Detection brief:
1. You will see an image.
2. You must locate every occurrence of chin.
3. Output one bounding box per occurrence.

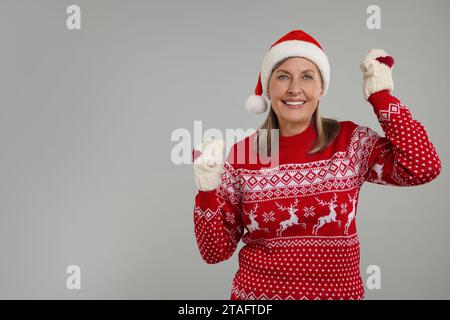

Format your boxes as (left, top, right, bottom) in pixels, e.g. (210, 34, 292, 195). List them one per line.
(281, 114, 307, 123)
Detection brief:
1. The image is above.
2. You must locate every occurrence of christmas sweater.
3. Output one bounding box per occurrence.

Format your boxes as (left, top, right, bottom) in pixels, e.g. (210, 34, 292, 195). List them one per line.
(193, 90, 441, 300)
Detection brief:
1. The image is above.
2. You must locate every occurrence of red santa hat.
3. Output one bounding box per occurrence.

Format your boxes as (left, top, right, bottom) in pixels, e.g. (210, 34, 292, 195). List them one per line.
(245, 30, 330, 114)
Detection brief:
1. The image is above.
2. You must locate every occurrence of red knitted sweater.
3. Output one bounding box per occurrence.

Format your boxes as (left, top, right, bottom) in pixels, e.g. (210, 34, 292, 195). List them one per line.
(193, 90, 441, 300)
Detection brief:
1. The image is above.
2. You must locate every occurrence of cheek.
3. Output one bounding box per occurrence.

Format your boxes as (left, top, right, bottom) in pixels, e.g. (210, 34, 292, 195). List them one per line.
(271, 103, 285, 118)
(304, 82, 322, 97)
(268, 81, 287, 97)
(310, 82, 322, 98)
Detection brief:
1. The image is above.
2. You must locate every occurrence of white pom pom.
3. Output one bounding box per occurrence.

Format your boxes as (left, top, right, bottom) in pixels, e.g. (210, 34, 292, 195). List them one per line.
(245, 95, 268, 114)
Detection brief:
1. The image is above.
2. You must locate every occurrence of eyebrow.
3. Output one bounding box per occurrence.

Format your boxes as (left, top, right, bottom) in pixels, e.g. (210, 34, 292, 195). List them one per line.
(275, 69, 316, 74)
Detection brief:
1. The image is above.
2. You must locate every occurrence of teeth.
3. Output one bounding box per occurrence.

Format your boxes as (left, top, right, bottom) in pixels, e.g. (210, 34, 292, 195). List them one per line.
(284, 101, 305, 106)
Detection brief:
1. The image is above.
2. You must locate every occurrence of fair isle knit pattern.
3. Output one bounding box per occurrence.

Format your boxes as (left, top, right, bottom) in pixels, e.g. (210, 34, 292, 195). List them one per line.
(193, 90, 441, 300)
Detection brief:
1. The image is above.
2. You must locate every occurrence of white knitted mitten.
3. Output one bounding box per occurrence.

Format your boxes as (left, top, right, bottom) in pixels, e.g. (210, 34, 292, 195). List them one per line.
(192, 138, 225, 191)
(360, 48, 395, 100)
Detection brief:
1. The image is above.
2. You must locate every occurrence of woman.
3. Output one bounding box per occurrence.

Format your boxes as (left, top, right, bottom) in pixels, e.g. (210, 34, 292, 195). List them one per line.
(192, 30, 441, 300)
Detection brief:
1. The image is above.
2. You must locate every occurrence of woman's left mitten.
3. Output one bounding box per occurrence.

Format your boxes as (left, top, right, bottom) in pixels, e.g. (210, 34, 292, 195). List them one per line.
(360, 48, 395, 100)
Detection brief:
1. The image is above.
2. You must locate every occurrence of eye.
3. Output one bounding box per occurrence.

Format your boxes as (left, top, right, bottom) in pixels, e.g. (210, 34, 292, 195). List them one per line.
(277, 74, 288, 80)
(303, 74, 313, 80)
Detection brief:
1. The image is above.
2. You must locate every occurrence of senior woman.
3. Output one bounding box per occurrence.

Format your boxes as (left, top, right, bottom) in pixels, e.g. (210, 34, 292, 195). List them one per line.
(192, 30, 441, 300)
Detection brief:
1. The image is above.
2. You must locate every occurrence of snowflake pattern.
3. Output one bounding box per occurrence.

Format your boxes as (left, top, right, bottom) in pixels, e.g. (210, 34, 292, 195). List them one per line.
(225, 211, 235, 224)
(340, 203, 348, 215)
(262, 211, 276, 223)
(303, 206, 316, 218)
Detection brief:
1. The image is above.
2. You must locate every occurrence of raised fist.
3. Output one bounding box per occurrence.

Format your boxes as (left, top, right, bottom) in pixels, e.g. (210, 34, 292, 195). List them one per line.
(192, 138, 225, 191)
(360, 48, 395, 100)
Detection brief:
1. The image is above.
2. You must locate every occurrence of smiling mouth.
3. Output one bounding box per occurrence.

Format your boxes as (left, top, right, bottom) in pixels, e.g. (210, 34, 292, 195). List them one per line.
(282, 100, 306, 109)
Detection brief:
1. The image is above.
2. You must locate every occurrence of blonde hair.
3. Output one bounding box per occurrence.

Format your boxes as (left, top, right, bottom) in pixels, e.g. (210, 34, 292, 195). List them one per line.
(253, 57, 341, 157)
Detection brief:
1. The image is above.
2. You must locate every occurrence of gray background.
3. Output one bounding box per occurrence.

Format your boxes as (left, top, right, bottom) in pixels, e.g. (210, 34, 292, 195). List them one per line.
(0, 0, 448, 299)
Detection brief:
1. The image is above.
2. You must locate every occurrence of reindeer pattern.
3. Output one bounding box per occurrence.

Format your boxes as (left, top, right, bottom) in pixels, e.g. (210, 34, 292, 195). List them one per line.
(371, 162, 387, 184)
(243, 203, 269, 234)
(275, 198, 306, 237)
(345, 193, 358, 235)
(367, 142, 391, 184)
(241, 191, 359, 237)
(313, 193, 341, 235)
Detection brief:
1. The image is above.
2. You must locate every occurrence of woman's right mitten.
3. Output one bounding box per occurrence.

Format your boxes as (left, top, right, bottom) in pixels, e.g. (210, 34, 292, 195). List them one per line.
(192, 139, 225, 191)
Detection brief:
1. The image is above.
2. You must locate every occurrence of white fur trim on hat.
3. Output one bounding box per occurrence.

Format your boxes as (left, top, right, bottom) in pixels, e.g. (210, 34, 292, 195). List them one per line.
(260, 40, 330, 98)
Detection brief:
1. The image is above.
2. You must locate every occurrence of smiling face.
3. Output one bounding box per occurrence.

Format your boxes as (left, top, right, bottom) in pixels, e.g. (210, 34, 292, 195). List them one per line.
(267, 57, 323, 135)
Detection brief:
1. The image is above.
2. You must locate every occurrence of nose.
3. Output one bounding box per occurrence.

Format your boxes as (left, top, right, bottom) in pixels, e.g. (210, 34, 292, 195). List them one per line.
(288, 78, 303, 95)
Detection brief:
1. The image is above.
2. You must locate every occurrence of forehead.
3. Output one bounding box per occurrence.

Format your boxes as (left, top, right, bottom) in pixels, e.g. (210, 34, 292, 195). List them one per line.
(275, 57, 319, 72)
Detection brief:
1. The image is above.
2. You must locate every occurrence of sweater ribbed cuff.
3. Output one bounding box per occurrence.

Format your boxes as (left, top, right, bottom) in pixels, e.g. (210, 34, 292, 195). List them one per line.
(195, 189, 219, 209)
(367, 89, 400, 108)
